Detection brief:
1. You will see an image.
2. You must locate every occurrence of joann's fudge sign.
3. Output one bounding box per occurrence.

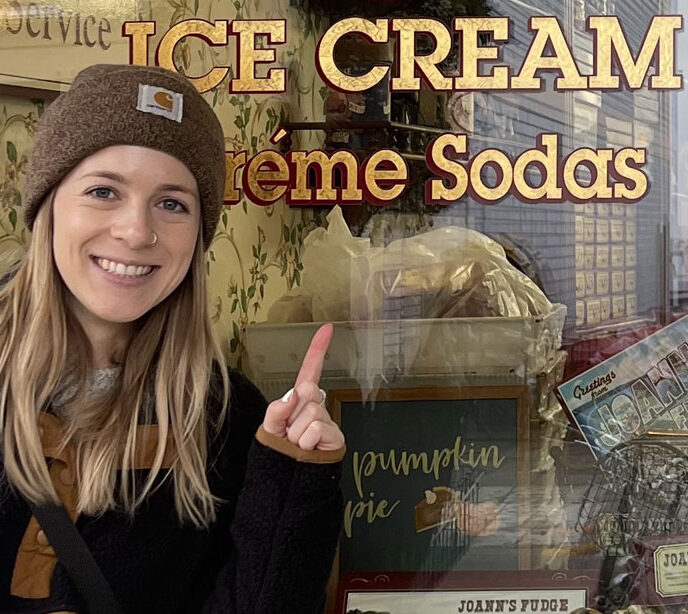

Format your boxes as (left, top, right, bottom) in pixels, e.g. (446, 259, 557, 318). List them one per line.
(344, 589, 586, 614)
(330, 387, 529, 574)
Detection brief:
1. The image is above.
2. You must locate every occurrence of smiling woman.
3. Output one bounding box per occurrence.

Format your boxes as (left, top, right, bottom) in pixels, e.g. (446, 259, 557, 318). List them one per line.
(51, 145, 201, 360)
(0, 64, 345, 614)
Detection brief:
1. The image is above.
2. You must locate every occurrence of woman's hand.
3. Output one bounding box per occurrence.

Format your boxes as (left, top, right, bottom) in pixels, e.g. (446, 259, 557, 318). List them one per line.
(262, 323, 345, 451)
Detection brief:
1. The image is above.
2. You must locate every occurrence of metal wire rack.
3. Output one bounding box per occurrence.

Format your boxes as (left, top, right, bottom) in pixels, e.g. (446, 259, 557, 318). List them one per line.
(577, 439, 688, 555)
(576, 437, 688, 612)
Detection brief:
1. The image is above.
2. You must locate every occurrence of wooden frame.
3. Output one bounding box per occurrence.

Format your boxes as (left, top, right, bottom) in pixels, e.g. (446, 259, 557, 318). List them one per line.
(0, 82, 61, 101)
(325, 385, 531, 614)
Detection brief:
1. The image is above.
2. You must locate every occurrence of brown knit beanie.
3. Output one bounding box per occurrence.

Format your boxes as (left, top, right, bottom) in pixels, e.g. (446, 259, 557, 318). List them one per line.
(23, 63, 226, 250)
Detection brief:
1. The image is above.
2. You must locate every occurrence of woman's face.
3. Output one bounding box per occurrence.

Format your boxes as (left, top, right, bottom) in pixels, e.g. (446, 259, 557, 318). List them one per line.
(52, 144, 200, 330)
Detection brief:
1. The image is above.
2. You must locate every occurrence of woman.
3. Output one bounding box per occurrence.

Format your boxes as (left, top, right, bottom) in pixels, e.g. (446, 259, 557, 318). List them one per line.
(0, 63, 345, 614)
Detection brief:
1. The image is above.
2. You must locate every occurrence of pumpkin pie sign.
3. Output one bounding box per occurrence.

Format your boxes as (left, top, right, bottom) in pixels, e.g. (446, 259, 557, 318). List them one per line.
(328, 386, 530, 574)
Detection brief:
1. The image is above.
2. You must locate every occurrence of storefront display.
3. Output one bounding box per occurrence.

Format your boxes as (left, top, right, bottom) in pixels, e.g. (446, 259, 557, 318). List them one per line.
(3, 0, 688, 611)
(243, 1, 686, 610)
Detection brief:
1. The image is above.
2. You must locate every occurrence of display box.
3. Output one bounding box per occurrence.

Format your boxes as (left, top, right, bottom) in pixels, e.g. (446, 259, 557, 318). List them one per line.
(611, 245, 625, 268)
(596, 219, 609, 243)
(613, 296, 626, 319)
(596, 272, 609, 295)
(610, 219, 625, 242)
(612, 271, 625, 294)
(586, 299, 601, 326)
(600, 297, 611, 322)
(632, 536, 688, 606)
(585, 272, 595, 295)
(244, 305, 567, 380)
(596, 245, 609, 269)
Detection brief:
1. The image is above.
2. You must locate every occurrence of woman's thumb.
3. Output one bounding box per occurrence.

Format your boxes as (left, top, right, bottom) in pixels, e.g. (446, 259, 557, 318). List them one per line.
(263, 387, 299, 436)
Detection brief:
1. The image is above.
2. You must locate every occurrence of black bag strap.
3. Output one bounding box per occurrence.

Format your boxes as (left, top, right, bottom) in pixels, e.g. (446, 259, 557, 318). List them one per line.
(27, 501, 124, 614)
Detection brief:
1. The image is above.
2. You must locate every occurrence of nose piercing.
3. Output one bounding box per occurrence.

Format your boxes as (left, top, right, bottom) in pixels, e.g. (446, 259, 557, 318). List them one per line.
(150, 232, 158, 246)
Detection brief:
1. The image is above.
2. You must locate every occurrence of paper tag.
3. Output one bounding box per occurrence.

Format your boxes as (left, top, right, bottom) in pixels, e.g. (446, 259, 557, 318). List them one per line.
(136, 84, 183, 123)
(654, 543, 688, 597)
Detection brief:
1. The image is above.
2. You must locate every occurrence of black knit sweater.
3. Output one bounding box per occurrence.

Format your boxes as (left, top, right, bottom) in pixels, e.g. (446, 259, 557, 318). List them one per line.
(0, 368, 344, 614)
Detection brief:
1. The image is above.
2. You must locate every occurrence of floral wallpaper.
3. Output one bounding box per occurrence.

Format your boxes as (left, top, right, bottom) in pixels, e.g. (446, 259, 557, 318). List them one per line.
(0, 96, 40, 268)
(0, 0, 328, 369)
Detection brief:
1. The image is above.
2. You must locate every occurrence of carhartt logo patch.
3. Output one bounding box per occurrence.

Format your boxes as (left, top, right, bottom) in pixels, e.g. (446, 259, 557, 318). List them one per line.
(136, 84, 183, 123)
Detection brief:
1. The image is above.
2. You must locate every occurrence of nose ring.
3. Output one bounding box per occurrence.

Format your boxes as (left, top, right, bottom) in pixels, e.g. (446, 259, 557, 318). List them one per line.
(150, 232, 158, 246)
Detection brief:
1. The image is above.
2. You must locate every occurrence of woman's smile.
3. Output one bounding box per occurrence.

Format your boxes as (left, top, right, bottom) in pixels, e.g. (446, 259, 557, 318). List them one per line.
(90, 255, 158, 281)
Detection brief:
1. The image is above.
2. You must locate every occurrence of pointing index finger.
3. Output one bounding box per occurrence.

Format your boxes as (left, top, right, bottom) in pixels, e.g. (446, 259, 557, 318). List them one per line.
(295, 323, 333, 386)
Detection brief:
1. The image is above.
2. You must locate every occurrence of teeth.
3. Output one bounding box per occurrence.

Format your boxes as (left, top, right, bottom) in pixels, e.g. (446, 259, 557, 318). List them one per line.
(96, 258, 152, 277)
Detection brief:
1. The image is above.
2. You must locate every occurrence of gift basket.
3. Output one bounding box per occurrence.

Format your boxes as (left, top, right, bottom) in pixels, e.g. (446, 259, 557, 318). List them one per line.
(248, 206, 566, 382)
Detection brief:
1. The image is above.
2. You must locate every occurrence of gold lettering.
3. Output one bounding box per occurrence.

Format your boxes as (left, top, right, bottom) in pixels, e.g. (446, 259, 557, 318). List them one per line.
(589, 15, 682, 89)
(156, 20, 230, 93)
(287, 150, 363, 202)
(243, 150, 289, 205)
(426, 134, 469, 203)
(613, 148, 648, 200)
(352, 450, 377, 498)
(362, 150, 407, 203)
(316, 18, 389, 92)
(230, 20, 286, 93)
(512, 17, 587, 90)
(351, 436, 506, 498)
(391, 18, 452, 91)
(454, 17, 510, 90)
(475, 444, 506, 469)
(512, 133, 563, 201)
(224, 151, 247, 204)
(122, 21, 155, 66)
(344, 496, 401, 538)
(563, 148, 614, 201)
(469, 149, 513, 201)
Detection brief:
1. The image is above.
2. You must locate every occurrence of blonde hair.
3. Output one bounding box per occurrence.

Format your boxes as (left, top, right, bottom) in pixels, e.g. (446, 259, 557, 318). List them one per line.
(0, 192, 230, 528)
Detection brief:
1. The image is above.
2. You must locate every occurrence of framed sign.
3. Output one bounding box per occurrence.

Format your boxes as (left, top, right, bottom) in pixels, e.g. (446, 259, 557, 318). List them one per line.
(328, 385, 531, 592)
(0, 0, 134, 91)
(336, 571, 591, 614)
